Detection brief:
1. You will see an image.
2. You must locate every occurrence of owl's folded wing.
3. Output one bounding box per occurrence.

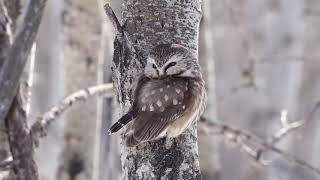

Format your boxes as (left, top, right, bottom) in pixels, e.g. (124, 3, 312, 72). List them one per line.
(124, 112, 169, 147)
(125, 83, 188, 147)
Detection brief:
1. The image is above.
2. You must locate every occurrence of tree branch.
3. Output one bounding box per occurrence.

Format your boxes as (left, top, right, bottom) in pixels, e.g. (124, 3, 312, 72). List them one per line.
(104, 3, 123, 36)
(0, 156, 15, 171)
(31, 84, 114, 144)
(104, 3, 142, 65)
(5, 92, 38, 180)
(269, 109, 304, 145)
(199, 101, 320, 177)
(0, 0, 47, 123)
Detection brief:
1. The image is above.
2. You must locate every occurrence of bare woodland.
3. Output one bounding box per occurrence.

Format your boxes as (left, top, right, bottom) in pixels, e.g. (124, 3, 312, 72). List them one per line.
(0, 0, 320, 180)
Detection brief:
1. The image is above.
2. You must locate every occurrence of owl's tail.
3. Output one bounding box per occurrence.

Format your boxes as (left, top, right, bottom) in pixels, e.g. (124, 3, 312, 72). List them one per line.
(108, 111, 137, 134)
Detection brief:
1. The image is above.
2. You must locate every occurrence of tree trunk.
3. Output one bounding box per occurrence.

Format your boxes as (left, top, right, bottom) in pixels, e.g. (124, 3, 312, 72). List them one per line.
(0, 0, 46, 179)
(30, 0, 62, 179)
(0, 3, 12, 175)
(57, 0, 102, 179)
(111, 0, 202, 179)
(197, 0, 220, 179)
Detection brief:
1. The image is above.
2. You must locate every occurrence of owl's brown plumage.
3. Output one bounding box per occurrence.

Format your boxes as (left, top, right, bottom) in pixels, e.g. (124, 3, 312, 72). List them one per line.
(109, 44, 206, 147)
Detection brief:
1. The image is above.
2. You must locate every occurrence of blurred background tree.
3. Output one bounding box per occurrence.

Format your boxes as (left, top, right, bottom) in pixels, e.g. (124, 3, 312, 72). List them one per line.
(0, 0, 320, 180)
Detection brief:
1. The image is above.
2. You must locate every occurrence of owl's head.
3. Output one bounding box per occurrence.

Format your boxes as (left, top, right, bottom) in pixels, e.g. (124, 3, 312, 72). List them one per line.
(144, 44, 200, 79)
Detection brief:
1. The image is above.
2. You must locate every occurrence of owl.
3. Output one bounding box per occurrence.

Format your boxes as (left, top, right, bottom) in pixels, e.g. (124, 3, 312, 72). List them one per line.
(109, 44, 206, 147)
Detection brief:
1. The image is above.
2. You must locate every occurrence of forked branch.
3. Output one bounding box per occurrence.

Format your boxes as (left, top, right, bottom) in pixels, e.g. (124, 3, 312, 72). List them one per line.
(199, 101, 320, 177)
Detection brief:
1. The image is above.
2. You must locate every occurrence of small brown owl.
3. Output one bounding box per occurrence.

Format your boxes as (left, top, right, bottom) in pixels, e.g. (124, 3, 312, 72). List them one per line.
(109, 44, 206, 147)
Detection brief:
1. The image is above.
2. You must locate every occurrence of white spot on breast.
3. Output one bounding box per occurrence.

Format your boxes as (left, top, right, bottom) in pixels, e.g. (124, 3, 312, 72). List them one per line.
(142, 105, 146, 111)
(173, 99, 178, 105)
(167, 85, 170, 88)
(149, 104, 154, 111)
(175, 88, 181, 94)
(159, 88, 163, 92)
(156, 100, 162, 107)
(164, 95, 169, 101)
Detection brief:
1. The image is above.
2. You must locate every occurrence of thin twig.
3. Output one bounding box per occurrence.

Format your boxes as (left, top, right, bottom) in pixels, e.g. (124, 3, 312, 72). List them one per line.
(31, 84, 114, 144)
(104, 3, 139, 57)
(270, 110, 304, 145)
(199, 112, 320, 177)
(104, 3, 123, 36)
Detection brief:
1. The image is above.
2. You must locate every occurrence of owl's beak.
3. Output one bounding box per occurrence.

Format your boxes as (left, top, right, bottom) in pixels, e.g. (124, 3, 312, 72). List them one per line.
(158, 71, 165, 78)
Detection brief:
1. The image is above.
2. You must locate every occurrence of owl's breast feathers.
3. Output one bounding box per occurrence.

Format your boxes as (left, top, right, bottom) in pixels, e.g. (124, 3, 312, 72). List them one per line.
(123, 75, 206, 146)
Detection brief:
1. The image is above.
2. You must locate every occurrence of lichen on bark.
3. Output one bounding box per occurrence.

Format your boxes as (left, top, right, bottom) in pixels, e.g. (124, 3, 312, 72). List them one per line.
(111, 0, 203, 179)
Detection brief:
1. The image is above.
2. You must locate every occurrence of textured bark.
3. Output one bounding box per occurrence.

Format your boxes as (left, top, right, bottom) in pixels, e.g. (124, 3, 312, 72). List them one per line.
(0, 0, 11, 81)
(5, 93, 38, 180)
(1, 1, 43, 179)
(0, 1, 13, 178)
(111, 0, 202, 179)
(0, 0, 47, 126)
(3, 0, 20, 31)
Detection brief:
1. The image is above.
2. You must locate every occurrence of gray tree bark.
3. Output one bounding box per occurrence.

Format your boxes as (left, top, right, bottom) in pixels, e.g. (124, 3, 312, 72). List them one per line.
(0, 3, 12, 176)
(0, 0, 47, 179)
(111, 0, 202, 179)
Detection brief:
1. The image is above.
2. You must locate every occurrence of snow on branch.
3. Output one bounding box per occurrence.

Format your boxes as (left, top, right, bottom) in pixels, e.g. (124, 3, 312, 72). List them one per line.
(0, 156, 15, 171)
(199, 101, 320, 177)
(31, 84, 114, 144)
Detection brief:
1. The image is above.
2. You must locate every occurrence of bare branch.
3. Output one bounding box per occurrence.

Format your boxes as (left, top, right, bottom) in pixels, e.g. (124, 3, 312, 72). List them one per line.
(0, 156, 16, 170)
(270, 110, 304, 145)
(104, 3, 123, 36)
(31, 84, 114, 143)
(104, 3, 141, 62)
(5, 92, 38, 179)
(260, 102, 320, 157)
(199, 116, 320, 177)
(0, 0, 47, 123)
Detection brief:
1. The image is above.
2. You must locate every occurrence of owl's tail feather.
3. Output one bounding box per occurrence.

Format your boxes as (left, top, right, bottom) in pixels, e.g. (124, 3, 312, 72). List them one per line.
(108, 111, 136, 134)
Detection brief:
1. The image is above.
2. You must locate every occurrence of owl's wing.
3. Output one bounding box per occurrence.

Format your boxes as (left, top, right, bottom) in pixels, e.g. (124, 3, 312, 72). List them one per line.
(124, 77, 190, 147)
(124, 112, 173, 147)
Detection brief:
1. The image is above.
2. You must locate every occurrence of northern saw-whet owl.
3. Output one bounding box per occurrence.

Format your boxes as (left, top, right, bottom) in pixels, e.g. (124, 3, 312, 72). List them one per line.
(109, 44, 206, 147)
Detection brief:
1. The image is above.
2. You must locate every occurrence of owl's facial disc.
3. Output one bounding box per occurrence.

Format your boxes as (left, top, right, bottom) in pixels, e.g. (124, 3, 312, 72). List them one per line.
(144, 57, 161, 78)
(162, 54, 187, 76)
(144, 44, 199, 79)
